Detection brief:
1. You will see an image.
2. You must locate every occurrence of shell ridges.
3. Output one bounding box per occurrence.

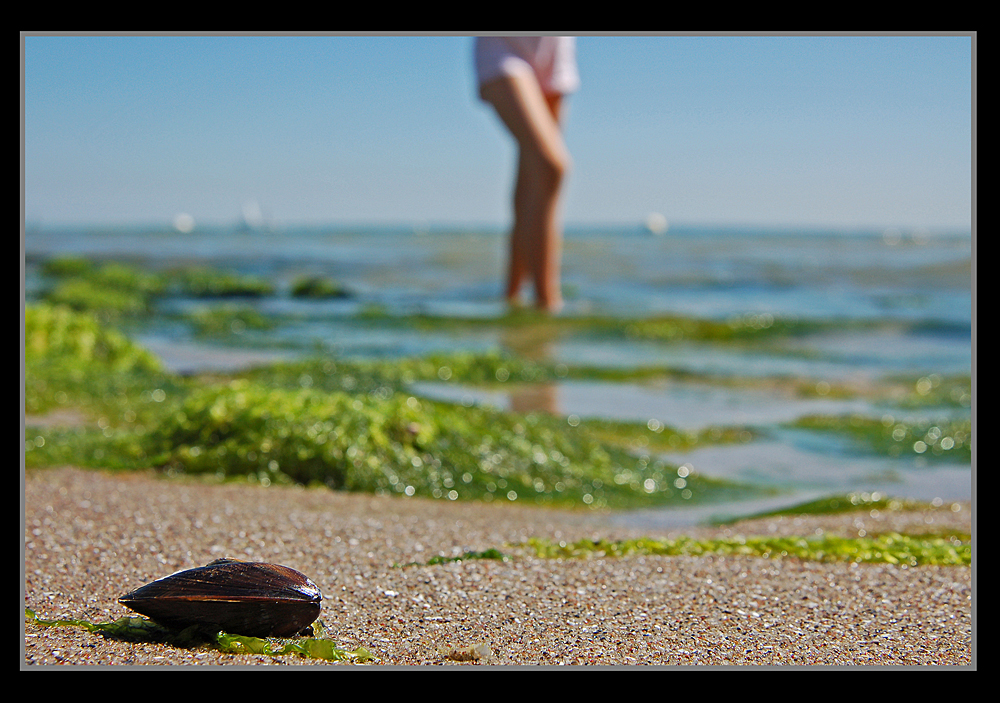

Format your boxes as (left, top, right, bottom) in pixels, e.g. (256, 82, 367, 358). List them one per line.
(118, 560, 322, 638)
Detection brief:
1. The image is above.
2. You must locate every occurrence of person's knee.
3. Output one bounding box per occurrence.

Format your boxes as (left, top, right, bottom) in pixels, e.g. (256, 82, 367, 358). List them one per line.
(550, 149, 572, 182)
(532, 148, 571, 192)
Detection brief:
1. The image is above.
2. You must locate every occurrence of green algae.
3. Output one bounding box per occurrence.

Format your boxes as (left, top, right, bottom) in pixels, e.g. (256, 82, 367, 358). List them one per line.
(236, 349, 804, 413)
(24, 305, 761, 510)
(398, 548, 510, 568)
(523, 533, 971, 566)
(290, 275, 350, 298)
(40, 255, 94, 277)
(792, 413, 971, 463)
(238, 351, 557, 395)
(39, 260, 162, 319)
(24, 304, 201, 469)
(400, 513, 971, 569)
(32, 259, 280, 355)
(22, 300, 964, 515)
(888, 373, 972, 410)
(39, 260, 166, 319)
(210, 633, 372, 661)
(35, 258, 275, 319)
(718, 492, 931, 521)
(395, 306, 821, 343)
(146, 379, 761, 510)
(44, 278, 152, 318)
(24, 608, 374, 663)
(24, 303, 176, 426)
(618, 312, 818, 343)
(425, 548, 509, 565)
(169, 265, 274, 298)
(25, 426, 161, 471)
(26, 608, 188, 643)
(25, 303, 163, 375)
(31, 255, 960, 360)
(581, 417, 753, 454)
(241, 346, 946, 425)
(186, 305, 274, 336)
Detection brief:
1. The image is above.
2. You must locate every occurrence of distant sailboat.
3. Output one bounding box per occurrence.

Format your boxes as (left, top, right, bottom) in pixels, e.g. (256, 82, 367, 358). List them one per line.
(236, 199, 267, 233)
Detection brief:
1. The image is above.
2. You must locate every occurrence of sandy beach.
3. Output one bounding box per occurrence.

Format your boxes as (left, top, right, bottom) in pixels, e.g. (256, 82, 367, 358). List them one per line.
(24, 466, 973, 667)
(24, 33, 972, 670)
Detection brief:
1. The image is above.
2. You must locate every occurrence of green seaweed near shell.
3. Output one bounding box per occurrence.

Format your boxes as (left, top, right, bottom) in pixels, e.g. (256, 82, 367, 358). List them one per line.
(24, 608, 374, 663)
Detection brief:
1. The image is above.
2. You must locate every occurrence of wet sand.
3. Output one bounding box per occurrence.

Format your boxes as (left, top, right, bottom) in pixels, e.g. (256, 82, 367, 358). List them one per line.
(24, 467, 973, 667)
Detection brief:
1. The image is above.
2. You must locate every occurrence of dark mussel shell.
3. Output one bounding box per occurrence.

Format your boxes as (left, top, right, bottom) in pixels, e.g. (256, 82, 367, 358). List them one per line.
(118, 558, 322, 638)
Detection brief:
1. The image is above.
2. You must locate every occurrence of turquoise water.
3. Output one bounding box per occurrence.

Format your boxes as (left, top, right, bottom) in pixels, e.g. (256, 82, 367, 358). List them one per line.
(23, 223, 973, 524)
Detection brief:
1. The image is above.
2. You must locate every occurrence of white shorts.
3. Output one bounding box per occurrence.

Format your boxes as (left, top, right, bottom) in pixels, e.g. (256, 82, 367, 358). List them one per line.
(474, 36, 580, 97)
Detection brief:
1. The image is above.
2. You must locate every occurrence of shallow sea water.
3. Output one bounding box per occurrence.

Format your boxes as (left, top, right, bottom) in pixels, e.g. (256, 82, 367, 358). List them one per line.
(24, 224, 973, 525)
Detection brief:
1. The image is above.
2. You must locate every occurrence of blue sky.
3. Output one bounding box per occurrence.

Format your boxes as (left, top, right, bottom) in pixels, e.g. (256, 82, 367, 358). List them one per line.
(22, 34, 973, 232)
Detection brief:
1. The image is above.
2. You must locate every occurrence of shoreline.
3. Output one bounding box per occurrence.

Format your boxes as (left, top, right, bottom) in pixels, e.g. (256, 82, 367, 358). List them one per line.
(24, 467, 973, 666)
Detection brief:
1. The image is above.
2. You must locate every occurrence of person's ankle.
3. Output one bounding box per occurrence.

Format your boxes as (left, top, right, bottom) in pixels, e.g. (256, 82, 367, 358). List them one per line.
(536, 296, 563, 314)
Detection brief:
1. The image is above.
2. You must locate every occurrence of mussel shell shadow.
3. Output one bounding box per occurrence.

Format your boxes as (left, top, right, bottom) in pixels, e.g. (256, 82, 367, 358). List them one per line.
(119, 559, 322, 638)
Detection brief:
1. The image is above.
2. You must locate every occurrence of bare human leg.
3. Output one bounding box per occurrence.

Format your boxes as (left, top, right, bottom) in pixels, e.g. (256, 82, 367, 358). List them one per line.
(480, 71, 570, 312)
